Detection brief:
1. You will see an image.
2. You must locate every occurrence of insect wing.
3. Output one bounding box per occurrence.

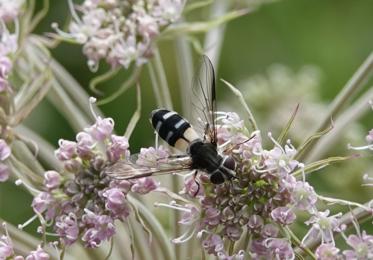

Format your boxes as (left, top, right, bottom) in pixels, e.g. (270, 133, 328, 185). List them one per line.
(105, 156, 191, 180)
(191, 55, 217, 146)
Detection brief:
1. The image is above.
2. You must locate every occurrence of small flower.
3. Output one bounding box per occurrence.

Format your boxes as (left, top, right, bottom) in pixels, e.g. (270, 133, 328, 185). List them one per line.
(136, 146, 169, 167)
(261, 224, 279, 238)
(343, 231, 373, 259)
(271, 206, 296, 225)
(106, 135, 129, 162)
(102, 188, 130, 219)
(0, 163, 9, 182)
(31, 192, 55, 215)
(291, 181, 317, 212)
(85, 117, 114, 141)
(202, 234, 224, 255)
(315, 243, 340, 260)
(263, 238, 295, 260)
(43, 171, 61, 190)
(55, 140, 77, 161)
(55, 213, 79, 246)
(76, 132, 96, 159)
(302, 210, 343, 245)
(0, 234, 13, 259)
(82, 210, 116, 248)
(0, 139, 11, 161)
(131, 177, 158, 194)
(0, 0, 24, 22)
(25, 245, 49, 260)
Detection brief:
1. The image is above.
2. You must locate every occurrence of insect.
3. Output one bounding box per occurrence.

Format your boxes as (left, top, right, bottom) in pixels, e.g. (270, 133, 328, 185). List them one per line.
(106, 55, 237, 185)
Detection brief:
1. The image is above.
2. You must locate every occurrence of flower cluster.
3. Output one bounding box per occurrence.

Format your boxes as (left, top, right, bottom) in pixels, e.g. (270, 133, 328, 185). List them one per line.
(53, 0, 185, 70)
(159, 112, 347, 259)
(30, 104, 158, 248)
(0, 223, 50, 260)
(0, 0, 21, 93)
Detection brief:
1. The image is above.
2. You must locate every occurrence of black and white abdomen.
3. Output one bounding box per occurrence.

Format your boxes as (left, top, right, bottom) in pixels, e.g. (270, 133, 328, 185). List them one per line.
(151, 109, 200, 152)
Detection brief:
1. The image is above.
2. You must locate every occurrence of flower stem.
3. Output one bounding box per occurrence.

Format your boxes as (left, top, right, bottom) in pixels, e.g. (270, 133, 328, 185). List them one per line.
(298, 52, 373, 161)
(284, 226, 316, 259)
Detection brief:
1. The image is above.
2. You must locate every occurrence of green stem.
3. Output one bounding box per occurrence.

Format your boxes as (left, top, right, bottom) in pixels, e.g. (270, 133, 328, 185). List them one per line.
(153, 48, 173, 109)
(128, 196, 175, 260)
(28, 0, 50, 33)
(14, 125, 62, 170)
(298, 52, 373, 161)
(284, 227, 316, 259)
(89, 68, 120, 95)
(124, 83, 141, 139)
(174, 35, 194, 118)
(305, 87, 373, 162)
(221, 79, 258, 131)
(97, 66, 142, 106)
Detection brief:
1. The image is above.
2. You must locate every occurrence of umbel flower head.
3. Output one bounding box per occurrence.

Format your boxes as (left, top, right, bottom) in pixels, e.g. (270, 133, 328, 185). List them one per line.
(29, 98, 158, 248)
(53, 0, 185, 71)
(157, 112, 320, 259)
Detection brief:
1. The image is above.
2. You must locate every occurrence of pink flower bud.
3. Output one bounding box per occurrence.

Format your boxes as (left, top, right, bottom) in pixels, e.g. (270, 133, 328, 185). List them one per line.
(43, 171, 61, 190)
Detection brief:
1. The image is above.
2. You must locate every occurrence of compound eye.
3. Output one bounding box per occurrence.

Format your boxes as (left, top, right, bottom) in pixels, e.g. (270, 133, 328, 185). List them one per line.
(223, 156, 236, 170)
(210, 172, 225, 184)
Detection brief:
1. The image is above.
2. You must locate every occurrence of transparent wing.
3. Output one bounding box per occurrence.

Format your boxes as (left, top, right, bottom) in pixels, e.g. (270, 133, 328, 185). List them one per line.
(191, 55, 217, 146)
(105, 156, 191, 180)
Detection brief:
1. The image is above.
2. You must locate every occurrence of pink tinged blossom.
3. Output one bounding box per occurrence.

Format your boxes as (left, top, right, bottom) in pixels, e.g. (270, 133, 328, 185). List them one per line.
(271, 206, 296, 225)
(32, 192, 54, 214)
(261, 224, 279, 238)
(291, 181, 317, 212)
(225, 226, 242, 241)
(43, 171, 61, 190)
(0, 235, 14, 259)
(0, 0, 24, 22)
(0, 163, 9, 182)
(136, 146, 169, 167)
(366, 129, 373, 144)
(106, 135, 129, 163)
(179, 205, 200, 225)
(0, 139, 11, 161)
(131, 177, 158, 194)
(84, 117, 114, 141)
(0, 56, 12, 77)
(63, 159, 81, 173)
(102, 188, 130, 219)
(25, 245, 49, 260)
(263, 145, 298, 175)
(303, 210, 343, 245)
(82, 211, 116, 248)
(247, 214, 264, 233)
(55, 139, 77, 161)
(264, 238, 295, 260)
(202, 234, 224, 255)
(76, 132, 96, 159)
(203, 208, 221, 227)
(55, 213, 79, 246)
(182, 176, 203, 197)
(137, 14, 159, 39)
(315, 243, 340, 260)
(343, 231, 373, 259)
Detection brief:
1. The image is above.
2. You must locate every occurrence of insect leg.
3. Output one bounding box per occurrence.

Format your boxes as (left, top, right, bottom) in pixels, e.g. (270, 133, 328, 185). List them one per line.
(154, 131, 159, 149)
(193, 170, 200, 197)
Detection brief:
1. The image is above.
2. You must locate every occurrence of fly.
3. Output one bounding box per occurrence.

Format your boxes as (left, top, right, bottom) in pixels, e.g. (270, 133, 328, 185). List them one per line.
(106, 56, 238, 185)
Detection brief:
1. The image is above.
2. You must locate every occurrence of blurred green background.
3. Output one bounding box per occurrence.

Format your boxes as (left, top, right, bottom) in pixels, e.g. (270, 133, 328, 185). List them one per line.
(1, 0, 372, 240)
